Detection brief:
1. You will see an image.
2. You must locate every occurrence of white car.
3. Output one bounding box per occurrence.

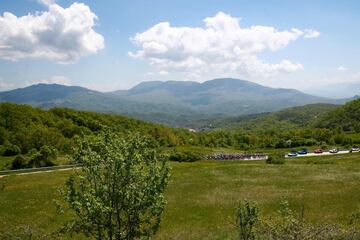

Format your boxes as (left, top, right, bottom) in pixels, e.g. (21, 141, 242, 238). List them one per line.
(329, 148, 339, 154)
(287, 152, 298, 157)
(351, 147, 360, 152)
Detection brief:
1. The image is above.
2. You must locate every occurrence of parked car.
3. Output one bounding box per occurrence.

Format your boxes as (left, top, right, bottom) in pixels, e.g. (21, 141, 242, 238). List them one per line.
(297, 149, 308, 155)
(351, 146, 360, 152)
(314, 149, 323, 154)
(287, 151, 298, 157)
(330, 148, 339, 154)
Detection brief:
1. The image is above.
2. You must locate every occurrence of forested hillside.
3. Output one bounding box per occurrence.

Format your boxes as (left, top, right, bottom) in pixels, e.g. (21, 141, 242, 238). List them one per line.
(314, 98, 360, 132)
(0, 103, 195, 156)
(0, 100, 359, 163)
(213, 103, 339, 131)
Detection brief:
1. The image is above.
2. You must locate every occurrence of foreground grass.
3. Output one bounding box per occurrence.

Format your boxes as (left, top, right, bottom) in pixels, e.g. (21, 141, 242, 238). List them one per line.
(0, 153, 360, 239)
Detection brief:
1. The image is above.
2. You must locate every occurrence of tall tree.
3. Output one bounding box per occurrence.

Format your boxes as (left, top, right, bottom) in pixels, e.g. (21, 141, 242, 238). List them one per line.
(62, 131, 170, 240)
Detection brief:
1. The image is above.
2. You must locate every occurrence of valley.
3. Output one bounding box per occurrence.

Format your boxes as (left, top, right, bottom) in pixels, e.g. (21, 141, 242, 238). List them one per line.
(1, 1, 359, 239)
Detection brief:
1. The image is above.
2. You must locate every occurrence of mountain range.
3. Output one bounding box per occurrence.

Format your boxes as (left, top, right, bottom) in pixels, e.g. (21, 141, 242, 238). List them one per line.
(0, 78, 351, 128)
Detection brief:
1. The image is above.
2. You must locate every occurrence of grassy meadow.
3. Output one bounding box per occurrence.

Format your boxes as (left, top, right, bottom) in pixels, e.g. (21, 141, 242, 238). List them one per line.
(1, 152, 360, 239)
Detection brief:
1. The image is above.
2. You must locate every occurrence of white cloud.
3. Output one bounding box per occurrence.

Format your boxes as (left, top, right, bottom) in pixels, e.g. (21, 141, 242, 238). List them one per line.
(304, 29, 321, 39)
(336, 66, 348, 71)
(0, 80, 15, 89)
(0, 2, 104, 63)
(158, 70, 169, 75)
(38, 0, 55, 6)
(129, 12, 319, 79)
(26, 76, 72, 86)
(146, 70, 169, 76)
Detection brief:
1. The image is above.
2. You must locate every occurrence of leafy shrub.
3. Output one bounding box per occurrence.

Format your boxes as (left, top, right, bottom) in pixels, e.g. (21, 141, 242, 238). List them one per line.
(169, 150, 202, 162)
(27, 148, 39, 157)
(11, 155, 28, 170)
(28, 145, 57, 168)
(235, 200, 259, 240)
(2, 143, 21, 156)
(266, 155, 285, 165)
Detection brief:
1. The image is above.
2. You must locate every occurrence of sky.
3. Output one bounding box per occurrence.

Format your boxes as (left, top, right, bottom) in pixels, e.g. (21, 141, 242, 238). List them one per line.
(0, 0, 359, 93)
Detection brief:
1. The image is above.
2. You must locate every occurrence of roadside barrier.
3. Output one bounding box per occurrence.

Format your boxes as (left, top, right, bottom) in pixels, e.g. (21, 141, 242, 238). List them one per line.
(205, 153, 268, 161)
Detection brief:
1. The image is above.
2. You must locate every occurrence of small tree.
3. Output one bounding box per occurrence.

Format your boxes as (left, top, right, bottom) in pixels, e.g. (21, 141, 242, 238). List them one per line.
(61, 131, 170, 240)
(235, 200, 259, 240)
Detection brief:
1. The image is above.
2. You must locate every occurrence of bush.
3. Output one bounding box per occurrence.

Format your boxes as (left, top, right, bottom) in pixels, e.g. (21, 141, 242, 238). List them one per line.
(2, 143, 21, 156)
(28, 145, 57, 168)
(11, 155, 28, 170)
(235, 200, 259, 240)
(169, 150, 202, 162)
(27, 148, 39, 157)
(266, 155, 285, 165)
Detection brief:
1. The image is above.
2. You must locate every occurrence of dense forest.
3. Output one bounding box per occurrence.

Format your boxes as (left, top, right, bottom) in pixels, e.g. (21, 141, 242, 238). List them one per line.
(0, 103, 192, 154)
(0, 99, 359, 165)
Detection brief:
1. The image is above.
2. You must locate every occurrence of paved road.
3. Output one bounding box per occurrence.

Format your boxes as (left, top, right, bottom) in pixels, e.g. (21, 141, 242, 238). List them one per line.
(286, 150, 355, 158)
(0, 164, 80, 178)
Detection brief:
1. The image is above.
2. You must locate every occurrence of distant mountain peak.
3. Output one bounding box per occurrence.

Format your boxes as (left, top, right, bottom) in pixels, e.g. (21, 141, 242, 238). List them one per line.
(0, 83, 98, 103)
(0, 78, 344, 128)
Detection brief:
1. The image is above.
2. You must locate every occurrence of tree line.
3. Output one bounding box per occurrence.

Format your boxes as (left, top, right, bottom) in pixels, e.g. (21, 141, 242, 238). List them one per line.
(0, 99, 359, 165)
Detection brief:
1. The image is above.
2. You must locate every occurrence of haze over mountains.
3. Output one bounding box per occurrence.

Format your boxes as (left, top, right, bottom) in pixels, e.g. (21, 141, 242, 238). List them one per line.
(303, 81, 360, 99)
(0, 78, 351, 128)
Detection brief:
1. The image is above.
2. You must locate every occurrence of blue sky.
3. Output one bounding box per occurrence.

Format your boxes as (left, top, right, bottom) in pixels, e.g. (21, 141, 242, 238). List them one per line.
(0, 0, 359, 92)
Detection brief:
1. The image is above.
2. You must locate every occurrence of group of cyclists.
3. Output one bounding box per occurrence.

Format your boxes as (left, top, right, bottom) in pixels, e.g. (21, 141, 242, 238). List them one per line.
(206, 153, 268, 161)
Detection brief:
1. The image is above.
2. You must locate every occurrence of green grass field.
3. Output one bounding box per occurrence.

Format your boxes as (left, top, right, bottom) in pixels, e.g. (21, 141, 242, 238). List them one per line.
(1, 152, 360, 239)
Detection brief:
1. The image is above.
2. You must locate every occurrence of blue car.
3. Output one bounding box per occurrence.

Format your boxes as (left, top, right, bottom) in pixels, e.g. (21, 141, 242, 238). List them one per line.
(297, 149, 308, 155)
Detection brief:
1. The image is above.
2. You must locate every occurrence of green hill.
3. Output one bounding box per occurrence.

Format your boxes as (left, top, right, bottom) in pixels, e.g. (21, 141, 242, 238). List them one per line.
(0, 103, 195, 156)
(314, 98, 360, 132)
(212, 103, 339, 132)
